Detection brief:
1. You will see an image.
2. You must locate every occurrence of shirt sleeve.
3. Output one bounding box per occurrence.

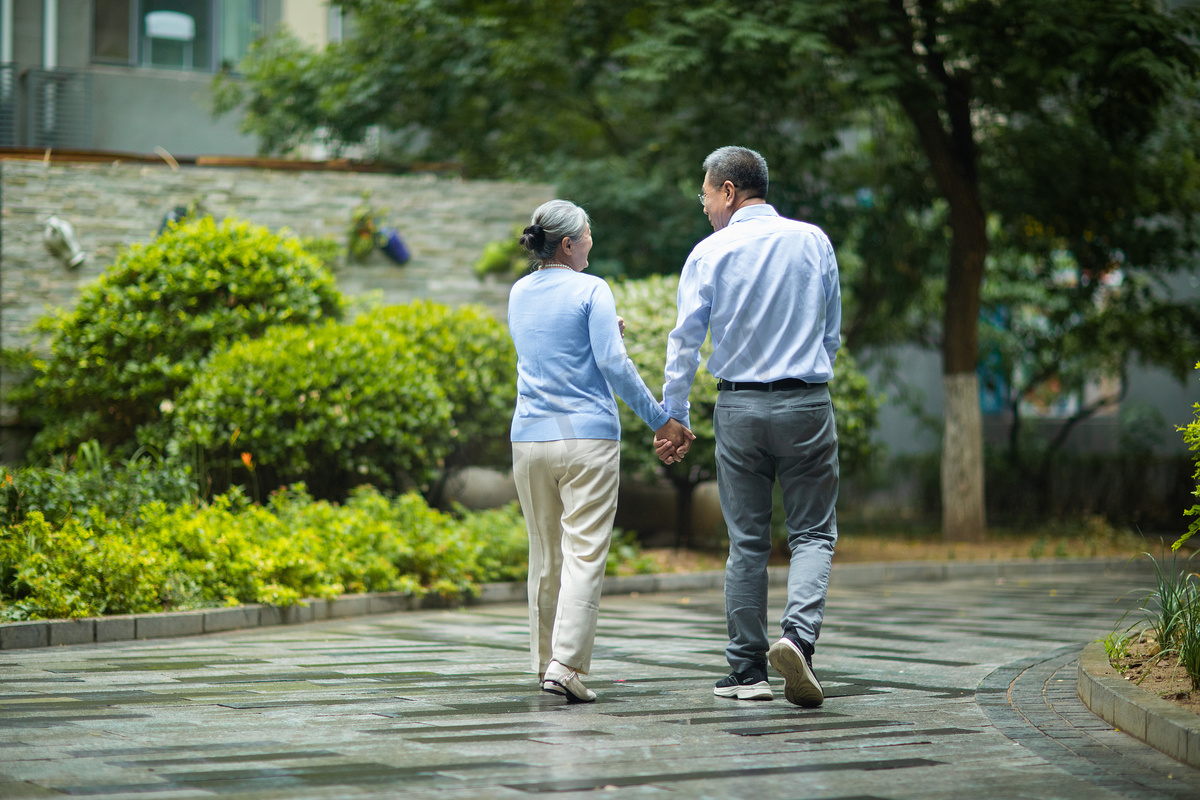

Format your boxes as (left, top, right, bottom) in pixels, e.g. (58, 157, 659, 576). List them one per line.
(822, 237, 842, 368)
(662, 255, 711, 431)
(588, 282, 671, 432)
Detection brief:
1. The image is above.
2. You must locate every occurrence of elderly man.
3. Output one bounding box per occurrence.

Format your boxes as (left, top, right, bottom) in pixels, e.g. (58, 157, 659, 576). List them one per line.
(658, 146, 841, 707)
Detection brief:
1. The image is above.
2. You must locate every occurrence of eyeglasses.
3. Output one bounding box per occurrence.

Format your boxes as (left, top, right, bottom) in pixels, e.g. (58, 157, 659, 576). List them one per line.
(698, 185, 727, 205)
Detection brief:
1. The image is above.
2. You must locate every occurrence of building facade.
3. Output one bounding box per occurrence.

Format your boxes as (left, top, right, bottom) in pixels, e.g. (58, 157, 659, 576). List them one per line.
(1, 0, 340, 156)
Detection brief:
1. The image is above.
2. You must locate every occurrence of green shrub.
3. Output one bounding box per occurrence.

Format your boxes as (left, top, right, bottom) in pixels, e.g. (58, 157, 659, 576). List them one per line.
(1177, 362, 1200, 551)
(605, 528, 657, 576)
(0, 512, 181, 619)
(169, 318, 454, 500)
(361, 302, 517, 475)
(0, 484, 533, 621)
(7, 217, 344, 460)
(0, 444, 196, 530)
(169, 300, 514, 502)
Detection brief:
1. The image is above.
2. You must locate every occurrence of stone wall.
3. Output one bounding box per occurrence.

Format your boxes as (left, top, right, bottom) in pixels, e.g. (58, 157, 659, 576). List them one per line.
(0, 159, 553, 352)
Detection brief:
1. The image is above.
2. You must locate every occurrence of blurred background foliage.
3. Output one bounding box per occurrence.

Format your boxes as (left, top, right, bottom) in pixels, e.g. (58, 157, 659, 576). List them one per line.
(216, 0, 1200, 420)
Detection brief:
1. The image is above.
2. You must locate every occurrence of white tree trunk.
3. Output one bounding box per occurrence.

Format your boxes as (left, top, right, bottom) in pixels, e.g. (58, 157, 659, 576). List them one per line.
(941, 372, 986, 542)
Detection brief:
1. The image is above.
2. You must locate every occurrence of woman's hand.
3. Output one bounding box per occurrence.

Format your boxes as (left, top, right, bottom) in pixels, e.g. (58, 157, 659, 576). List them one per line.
(617, 316, 626, 338)
(654, 419, 695, 465)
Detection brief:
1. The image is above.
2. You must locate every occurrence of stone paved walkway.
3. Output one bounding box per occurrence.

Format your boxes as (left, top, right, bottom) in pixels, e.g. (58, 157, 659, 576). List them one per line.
(2, 568, 1200, 799)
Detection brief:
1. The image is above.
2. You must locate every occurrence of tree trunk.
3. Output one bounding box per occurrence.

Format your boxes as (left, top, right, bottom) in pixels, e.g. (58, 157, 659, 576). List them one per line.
(896, 73, 990, 542)
(673, 478, 695, 549)
(941, 373, 986, 542)
(938, 195, 990, 542)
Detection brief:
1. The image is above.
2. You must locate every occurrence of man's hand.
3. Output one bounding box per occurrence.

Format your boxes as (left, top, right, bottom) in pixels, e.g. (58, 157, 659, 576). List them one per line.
(654, 419, 695, 465)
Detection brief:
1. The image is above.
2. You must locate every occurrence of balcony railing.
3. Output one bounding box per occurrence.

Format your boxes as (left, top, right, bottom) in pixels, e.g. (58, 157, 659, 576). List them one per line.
(0, 64, 15, 146)
(23, 68, 93, 149)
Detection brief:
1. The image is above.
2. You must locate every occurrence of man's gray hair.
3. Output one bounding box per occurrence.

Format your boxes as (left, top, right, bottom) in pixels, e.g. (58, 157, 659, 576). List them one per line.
(519, 199, 591, 261)
(703, 146, 769, 199)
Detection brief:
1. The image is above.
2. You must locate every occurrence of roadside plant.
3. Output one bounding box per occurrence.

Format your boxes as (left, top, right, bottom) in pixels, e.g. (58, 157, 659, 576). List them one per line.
(1143, 550, 1198, 650)
(170, 300, 514, 503)
(1104, 550, 1200, 688)
(6, 216, 343, 460)
(1098, 628, 1133, 662)
(1176, 362, 1200, 551)
(1180, 598, 1200, 690)
(0, 483, 534, 621)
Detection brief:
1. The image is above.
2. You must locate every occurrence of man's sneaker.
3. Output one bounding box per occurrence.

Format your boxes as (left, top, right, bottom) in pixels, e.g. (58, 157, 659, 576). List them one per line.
(768, 636, 823, 707)
(714, 667, 774, 701)
(541, 660, 596, 703)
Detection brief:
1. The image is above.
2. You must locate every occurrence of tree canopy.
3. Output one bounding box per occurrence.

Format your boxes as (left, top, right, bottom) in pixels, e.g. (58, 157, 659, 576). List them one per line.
(218, 0, 1200, 539)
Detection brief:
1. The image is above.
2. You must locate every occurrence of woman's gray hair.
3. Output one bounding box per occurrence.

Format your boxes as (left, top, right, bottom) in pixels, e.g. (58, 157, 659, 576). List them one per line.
(703, 146, 769, 199)
(519, 199, 590, 262)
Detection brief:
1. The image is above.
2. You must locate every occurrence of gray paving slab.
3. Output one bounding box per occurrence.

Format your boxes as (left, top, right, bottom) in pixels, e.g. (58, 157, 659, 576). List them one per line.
(0, 563, 1197, 799)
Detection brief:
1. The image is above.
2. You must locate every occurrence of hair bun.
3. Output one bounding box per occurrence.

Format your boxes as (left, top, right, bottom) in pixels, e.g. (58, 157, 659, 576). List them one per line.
(519, 224, 546, 252)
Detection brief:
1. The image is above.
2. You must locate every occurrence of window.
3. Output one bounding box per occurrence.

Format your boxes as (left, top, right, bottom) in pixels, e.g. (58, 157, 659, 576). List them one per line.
(92, 0, 262, 72)
(94, 0, 134, 63)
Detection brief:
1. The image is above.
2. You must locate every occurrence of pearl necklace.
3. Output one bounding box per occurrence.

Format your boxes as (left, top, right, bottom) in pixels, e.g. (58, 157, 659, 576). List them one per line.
(540, 263, 574, 271)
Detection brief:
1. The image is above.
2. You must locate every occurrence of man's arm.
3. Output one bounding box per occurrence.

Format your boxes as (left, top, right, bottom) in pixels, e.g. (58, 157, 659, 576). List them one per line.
(662, 258, 712, 431)
(822, 238, 842, 367)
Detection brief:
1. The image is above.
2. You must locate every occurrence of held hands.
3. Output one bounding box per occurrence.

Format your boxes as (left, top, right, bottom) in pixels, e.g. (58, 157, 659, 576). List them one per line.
(653, 418, 695, 466)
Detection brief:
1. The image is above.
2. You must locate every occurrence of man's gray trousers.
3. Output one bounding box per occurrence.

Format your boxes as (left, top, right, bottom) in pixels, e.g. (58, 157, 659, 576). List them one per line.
(713, 384, 839, 672)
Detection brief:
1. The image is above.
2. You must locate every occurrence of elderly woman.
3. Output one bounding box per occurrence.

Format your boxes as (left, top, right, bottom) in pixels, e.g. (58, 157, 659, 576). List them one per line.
(509, 199, 689, 703)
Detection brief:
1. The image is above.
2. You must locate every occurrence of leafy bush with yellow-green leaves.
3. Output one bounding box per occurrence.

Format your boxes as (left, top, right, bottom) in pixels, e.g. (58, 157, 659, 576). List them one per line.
(0, 481, 530, 621)
(1178, 362, 1200, 552)
(6, 217, 344, 460)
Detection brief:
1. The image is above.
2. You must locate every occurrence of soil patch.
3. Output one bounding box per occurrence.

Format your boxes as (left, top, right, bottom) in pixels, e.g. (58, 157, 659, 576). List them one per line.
(642, 529, 1172, 571)
(1111, 635, 1200, 717)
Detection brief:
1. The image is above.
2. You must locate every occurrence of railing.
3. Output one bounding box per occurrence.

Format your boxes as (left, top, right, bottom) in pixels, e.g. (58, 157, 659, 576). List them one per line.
(0, 64, 15, 146)
(23, 68, 93, 149)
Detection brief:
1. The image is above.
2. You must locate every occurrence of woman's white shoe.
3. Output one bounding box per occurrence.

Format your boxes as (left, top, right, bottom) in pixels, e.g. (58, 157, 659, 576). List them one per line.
(541, 660, 597, 703)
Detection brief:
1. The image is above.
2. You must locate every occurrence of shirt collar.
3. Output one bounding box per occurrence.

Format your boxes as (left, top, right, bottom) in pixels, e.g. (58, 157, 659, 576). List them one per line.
(728, 203, 779, 226)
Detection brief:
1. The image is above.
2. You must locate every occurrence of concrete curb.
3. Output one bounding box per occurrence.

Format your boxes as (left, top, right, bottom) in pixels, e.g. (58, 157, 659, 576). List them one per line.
(0, 555, 1153, 652)
(1077, 641, 1200, 769)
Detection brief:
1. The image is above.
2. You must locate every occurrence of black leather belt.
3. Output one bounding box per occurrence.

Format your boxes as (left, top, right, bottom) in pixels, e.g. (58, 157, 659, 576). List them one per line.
(716, 378, 825, 392)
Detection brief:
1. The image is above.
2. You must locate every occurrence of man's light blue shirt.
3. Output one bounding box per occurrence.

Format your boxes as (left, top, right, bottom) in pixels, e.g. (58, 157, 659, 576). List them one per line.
(509, 269, 670, 442)
(663, 204, 842, 429)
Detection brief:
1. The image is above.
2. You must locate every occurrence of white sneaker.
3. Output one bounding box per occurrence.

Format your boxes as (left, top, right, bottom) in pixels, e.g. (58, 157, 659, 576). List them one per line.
(541, 660, 597, 703)
(769, 636, 823, 707)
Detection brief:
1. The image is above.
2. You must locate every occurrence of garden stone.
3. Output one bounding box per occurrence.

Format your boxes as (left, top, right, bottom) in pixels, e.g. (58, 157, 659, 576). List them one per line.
(47, 619, 94, 646)
(135, 611, 203, 640)
(0, 622, 46, 650)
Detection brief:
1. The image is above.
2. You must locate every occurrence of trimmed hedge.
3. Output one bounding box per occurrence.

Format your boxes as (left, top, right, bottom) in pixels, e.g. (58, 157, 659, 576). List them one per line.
(7, 217, 344, 459)
(169, 301, 516, 501)
(170, 318, 453, 499)
(360, 302, 517, 472)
